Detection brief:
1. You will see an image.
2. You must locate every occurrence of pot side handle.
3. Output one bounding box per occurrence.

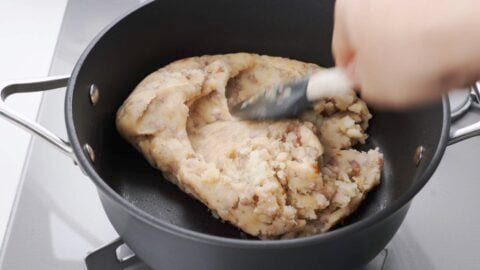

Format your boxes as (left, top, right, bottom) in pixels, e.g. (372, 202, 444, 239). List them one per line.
(449, 82, 480, 145)
(0, 75, 76, 162)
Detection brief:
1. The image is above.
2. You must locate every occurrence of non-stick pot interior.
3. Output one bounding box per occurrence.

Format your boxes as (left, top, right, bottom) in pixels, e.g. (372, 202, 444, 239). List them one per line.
(70, 0, 446, 239)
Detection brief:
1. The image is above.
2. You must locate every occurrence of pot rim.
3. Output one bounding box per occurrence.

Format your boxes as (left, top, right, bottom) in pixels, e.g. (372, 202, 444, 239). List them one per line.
(65, 0, 451, 248)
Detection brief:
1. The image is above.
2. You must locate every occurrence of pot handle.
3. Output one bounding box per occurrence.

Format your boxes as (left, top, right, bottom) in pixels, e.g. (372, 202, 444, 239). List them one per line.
(449, 82, 480, 145)
(0, 75, 76, 162)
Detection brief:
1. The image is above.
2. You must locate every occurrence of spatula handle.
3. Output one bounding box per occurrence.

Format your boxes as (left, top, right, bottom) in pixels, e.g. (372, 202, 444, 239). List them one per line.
(306, 68, 353, 101)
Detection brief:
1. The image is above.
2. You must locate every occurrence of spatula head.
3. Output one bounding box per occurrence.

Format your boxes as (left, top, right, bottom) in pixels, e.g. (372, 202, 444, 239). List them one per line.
(231, 77, 311, 120)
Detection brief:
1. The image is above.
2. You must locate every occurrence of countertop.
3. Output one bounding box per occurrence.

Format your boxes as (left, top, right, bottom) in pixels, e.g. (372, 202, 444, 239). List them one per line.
(0, 0, 68, 245)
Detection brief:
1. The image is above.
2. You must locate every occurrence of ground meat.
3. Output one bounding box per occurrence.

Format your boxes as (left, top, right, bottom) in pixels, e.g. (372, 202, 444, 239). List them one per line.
(116, 53, 383, 239)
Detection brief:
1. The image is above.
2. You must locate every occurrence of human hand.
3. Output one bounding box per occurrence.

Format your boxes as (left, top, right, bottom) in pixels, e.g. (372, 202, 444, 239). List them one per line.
(332, 0, 480, 109)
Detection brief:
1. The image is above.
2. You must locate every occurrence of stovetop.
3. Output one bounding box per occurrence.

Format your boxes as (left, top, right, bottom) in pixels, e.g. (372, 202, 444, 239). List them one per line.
(1, 0, 480, 269)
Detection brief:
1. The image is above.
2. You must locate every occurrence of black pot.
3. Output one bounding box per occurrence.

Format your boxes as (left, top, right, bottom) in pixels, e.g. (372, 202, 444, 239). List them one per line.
(1, 0, 479, 269)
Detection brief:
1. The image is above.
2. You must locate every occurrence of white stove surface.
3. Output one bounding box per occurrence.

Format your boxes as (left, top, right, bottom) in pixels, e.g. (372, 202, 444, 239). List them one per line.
(1, 1, 480, 269)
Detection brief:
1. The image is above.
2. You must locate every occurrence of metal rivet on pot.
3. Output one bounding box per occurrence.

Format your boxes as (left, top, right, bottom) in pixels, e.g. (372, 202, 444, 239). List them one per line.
(89, 84, 100, 105)
(84, 143, 95, 163)
(413, 145, 425, 166)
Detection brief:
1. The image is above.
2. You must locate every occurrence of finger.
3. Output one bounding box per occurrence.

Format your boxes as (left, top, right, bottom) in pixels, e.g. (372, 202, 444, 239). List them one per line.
(332, 0, 354, 67)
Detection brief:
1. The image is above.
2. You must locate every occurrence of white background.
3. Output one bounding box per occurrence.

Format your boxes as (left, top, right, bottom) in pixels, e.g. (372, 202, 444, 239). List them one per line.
(0, 0, 68, 246)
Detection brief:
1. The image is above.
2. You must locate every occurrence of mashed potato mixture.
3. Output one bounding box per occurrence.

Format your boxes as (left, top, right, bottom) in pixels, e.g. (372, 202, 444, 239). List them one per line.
(116, 53, 383, 239)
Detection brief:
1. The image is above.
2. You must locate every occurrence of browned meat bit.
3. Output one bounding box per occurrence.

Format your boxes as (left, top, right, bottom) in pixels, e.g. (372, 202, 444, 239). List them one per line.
(247, 73, 259, 83)
(349, 160, 361, 177)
